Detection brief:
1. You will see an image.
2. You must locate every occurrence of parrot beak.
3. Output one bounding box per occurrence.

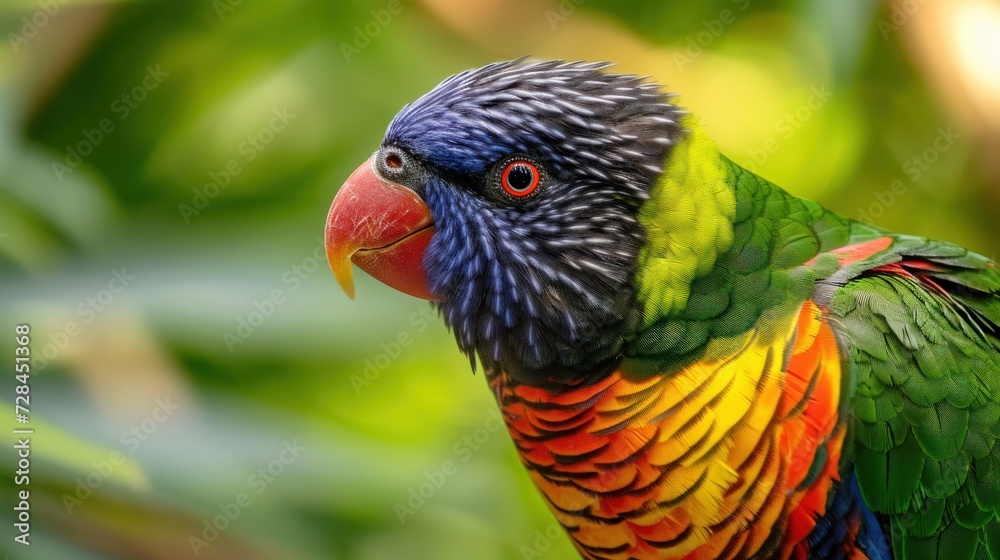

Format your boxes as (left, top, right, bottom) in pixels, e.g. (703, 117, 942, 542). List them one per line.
(325, 157, 438, 301)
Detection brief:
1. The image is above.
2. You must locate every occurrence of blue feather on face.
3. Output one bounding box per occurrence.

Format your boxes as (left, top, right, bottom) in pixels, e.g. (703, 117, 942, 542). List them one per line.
(377, 59, 684, 387)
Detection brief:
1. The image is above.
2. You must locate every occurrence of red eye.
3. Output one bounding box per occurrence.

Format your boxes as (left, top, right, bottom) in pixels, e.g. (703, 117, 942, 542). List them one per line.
(501, 160, 540, 197)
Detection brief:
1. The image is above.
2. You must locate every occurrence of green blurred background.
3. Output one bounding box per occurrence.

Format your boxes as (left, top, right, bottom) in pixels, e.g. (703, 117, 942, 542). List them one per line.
(1, 0, 998, 558)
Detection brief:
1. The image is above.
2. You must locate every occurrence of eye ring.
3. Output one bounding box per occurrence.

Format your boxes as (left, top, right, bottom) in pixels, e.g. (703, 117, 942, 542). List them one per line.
(500, 160, 541, 198)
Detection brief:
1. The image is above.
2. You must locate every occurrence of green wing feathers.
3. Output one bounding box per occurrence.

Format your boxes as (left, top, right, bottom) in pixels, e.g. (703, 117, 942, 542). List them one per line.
(635, 121, 998, 558)
(823, 239, 1000, 559)
(636, 127, 998, 557)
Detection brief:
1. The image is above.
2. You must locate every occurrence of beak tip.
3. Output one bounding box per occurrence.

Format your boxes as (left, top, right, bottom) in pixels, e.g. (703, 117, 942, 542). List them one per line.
(332, 263, 357, 300)
(326, 245, 357, 300)
(342, 283, 356, 300)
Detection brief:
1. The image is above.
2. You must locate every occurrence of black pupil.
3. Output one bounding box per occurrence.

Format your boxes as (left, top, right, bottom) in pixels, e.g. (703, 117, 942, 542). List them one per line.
(507, 164, 534, 191)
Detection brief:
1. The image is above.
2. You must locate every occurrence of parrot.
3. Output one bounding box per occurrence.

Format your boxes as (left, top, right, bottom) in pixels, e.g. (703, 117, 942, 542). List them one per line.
(323, 59, 1000, 560)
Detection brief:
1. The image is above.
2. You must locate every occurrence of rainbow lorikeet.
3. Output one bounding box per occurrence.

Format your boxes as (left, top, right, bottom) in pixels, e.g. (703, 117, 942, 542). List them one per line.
(324, 60, 1000, 560)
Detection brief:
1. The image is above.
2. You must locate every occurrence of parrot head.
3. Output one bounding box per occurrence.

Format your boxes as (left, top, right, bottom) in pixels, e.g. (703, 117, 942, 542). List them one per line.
(326, 59, 683, 387)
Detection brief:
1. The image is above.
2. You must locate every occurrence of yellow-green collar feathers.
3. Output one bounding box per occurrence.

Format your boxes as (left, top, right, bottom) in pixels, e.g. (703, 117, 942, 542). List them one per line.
(635, 117, 737, 326)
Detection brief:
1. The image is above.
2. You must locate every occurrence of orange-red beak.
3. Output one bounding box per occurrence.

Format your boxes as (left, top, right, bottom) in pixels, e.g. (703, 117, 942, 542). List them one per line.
(325, 157, 438, 300)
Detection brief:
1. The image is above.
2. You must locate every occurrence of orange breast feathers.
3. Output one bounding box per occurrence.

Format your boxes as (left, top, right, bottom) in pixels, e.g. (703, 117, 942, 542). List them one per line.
(491, 301, 848, 560)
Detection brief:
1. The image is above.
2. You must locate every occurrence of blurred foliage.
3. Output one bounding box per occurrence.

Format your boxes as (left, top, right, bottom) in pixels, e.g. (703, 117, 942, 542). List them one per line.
(1, 0, 998, 559)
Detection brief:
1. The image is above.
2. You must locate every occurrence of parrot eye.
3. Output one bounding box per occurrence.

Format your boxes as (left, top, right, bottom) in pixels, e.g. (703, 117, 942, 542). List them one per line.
(500, 160, 540, 198)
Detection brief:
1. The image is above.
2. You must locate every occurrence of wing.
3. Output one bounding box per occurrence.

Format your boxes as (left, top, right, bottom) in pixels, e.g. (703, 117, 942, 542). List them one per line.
(818, 236, 1000, 560)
